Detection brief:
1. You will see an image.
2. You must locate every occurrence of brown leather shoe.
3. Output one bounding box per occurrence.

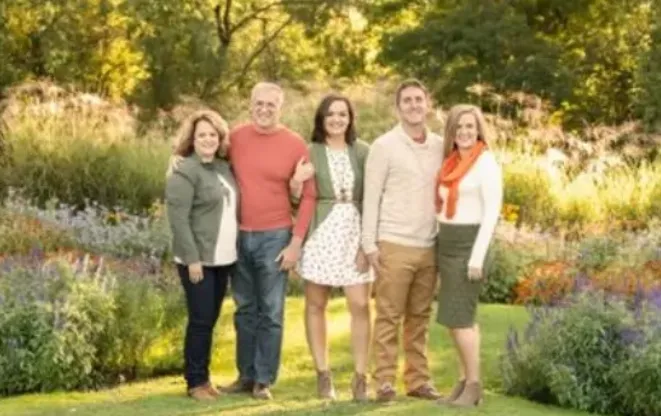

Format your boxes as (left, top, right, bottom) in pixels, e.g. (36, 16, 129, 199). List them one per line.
(351, 373, 368, 402)
(437, 379, 466, 404)
(406, 383, 442, 400)
(187, 384, 216, 401)
(317, 370, 336, 400)
(449, 381, 483, 407)
(202, 381, 222, 398)
(219, 378, 254, 394)
(253, 383, 273, 400)
(376, 382, 396, 403)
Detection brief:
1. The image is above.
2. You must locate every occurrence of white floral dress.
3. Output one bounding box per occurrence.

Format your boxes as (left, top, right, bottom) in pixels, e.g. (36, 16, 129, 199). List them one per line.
(297, 148, 372, 287)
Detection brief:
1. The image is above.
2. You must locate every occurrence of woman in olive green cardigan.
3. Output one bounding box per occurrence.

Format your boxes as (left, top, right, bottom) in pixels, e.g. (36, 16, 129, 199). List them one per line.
(165, 110, 239, 401)
(290, 94, 371, 402)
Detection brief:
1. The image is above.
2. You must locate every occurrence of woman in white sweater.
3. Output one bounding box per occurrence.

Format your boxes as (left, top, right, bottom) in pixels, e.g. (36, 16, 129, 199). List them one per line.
(434, 104, 503, 407)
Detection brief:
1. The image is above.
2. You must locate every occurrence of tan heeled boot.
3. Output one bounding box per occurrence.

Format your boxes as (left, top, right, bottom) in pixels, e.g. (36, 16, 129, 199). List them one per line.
(437, 379, 466, 404)
(351, 372, 368, 402)
(317, 370, 336, 400)
(449, 381, 482, 407)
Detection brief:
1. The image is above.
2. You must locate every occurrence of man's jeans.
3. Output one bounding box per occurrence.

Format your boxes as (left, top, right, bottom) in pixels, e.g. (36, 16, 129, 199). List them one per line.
(232, 227, 291, 386)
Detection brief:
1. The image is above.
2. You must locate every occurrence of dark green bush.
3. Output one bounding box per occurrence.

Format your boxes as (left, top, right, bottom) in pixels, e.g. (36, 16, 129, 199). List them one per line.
(480, 240, 530, 304)
(614, 336, 661, 416)
(0, 255, 185, 396)
(501, 289, 661, 415)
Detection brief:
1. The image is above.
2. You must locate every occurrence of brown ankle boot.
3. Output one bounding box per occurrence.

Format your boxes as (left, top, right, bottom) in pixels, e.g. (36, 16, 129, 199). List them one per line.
(187, 384, 216, 401)
(351, 373, 368, 402)
(202, 381, 222, 398)
(316, 370, 336, 400)
(449, 381, 482, 407)
(437, 379, 465, 404)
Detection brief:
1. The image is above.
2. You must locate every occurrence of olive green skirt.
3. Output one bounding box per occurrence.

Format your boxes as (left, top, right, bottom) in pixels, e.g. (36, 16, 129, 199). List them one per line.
(436, 223, 481, 328)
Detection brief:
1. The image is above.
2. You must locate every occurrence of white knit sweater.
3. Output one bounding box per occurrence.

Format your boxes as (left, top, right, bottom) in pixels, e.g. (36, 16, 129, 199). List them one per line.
(437, 150, 503, 269)
(362, 124, 444, 253)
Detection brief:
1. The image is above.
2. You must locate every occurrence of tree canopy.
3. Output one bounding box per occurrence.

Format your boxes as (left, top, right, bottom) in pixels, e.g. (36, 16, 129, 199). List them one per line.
(0, 0, 658, 126)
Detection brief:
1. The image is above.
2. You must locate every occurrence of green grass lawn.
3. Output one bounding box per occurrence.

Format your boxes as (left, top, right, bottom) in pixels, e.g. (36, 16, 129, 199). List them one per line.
(0, 298, 595, 416)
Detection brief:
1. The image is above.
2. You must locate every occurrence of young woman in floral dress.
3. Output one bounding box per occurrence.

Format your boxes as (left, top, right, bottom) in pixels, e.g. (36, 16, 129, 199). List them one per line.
(290, 94, 371, 402)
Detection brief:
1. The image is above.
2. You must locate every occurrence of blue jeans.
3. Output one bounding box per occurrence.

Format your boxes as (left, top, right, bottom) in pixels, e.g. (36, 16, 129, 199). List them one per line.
(231, 227, 291, 386)
(177, 264, 231, 389)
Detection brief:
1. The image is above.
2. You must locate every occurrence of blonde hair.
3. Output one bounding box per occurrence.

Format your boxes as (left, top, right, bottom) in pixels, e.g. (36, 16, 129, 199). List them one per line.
(442, 104, 490, 159)
(166, 110, 229, 176)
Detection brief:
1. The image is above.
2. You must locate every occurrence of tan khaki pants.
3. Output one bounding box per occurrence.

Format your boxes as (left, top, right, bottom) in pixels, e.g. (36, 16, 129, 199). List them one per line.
(372, 241, 437, 391)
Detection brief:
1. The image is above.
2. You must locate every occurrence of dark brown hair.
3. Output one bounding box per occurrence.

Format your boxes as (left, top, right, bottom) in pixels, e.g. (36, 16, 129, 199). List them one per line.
(311, 94, 357, 145)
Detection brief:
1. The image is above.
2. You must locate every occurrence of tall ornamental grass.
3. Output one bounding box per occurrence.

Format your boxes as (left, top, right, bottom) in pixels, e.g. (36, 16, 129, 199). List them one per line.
(1, 107, 170, 213)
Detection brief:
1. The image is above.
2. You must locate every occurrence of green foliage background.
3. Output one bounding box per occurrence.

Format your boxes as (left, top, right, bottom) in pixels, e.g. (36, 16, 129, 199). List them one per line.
(1, 0, 660, 127)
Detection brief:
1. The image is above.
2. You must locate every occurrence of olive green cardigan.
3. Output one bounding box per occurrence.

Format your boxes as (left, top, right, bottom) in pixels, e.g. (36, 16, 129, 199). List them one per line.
(304, 140, 370, 241)
(165, 154, 239, 264)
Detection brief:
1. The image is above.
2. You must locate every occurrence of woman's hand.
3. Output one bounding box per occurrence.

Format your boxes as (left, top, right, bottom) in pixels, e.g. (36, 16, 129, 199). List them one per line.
(468, 266, 483, 281)
(189, 262, 203, 284)
(355, 249, 369, 274)
(293, 157, 315, 183)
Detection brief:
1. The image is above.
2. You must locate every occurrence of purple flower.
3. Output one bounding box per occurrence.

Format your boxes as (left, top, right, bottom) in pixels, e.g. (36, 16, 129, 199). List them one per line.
(506, 327, 520, 356)
(646, 289, 661, 311)
(619, 327, 644, 347)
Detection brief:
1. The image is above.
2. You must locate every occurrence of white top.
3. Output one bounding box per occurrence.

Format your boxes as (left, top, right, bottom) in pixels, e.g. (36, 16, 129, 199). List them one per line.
(362, 124, 444, 253)
(437, 151, 503, 269)
(212, 174, 238, 265)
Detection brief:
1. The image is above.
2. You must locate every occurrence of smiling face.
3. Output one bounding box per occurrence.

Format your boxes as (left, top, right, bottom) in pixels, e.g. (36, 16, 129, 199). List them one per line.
(250, 86, 283, 131)
(192, 119, 220, 159)
(396, 86, 430, 127)
(323, 99, 351, 139)
(454, 112, 480, 151)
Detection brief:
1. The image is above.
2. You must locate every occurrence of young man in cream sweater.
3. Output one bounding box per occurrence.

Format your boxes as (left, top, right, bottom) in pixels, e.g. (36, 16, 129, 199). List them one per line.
(362, 79, 443, 403)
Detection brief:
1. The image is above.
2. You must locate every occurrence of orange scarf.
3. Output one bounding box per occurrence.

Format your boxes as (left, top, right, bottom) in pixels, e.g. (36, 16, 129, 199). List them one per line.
(435, 141, 487, 218)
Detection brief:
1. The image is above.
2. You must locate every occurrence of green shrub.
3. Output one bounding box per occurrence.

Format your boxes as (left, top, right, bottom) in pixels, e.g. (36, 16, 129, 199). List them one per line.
(614, 336, 661, 416)
(0, 261, 115, 394)
(480, 240, 530, 304)
(576, 236, 620, 272)
(0, 255, 185, 396)
(100, 271, 185, 379)
(1, 111, 169, 214)
(502, 156, 559, 228)
(501, 290, 661, 415)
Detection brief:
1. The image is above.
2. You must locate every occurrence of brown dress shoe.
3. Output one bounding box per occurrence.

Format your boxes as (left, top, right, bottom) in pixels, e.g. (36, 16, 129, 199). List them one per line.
(406, 383, 442, 400)
(187, 384, 216, 401)
(202, 381, 222, 398)
(316, 370, 336, 400)
(437, 379, 466, 404)
(351, 373, 368, 402)
(253, 383, 273, 400)
(376, 383, 396, 403)
(219, 378, 254, 394)
(449, 381, 483, 407)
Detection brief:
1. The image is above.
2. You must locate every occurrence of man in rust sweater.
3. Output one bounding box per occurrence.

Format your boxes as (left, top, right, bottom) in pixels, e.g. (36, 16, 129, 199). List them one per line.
(221, 82, 316, 400)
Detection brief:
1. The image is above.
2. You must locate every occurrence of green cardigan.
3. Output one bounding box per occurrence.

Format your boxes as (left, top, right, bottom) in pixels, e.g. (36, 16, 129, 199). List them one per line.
(165, 154, 239, 264)
(304, 140, 370, 241)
